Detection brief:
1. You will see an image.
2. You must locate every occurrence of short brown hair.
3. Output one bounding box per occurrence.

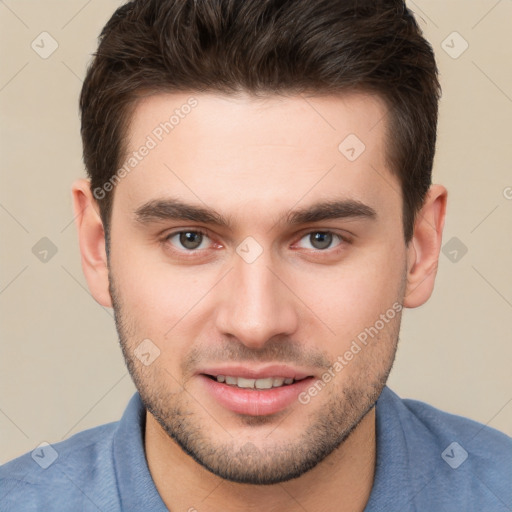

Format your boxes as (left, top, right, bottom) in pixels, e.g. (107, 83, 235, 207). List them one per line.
(80, 0, 441, 243)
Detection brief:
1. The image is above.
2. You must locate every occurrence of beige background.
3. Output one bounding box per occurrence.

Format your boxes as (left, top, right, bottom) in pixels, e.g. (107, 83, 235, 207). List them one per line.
(1, 0, 511, 464)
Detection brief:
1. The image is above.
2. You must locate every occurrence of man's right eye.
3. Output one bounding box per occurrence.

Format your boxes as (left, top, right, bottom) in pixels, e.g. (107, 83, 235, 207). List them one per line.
(164, 229, 213, 251)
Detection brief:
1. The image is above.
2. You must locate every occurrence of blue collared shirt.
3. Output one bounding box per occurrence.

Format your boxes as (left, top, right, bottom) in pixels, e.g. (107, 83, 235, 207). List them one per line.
(1, 386, 511, 511)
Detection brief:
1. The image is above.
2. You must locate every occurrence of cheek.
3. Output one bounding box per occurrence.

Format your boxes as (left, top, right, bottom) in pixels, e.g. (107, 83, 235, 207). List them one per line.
(299, 241, 406, 345)
(110, 246, 217, 345)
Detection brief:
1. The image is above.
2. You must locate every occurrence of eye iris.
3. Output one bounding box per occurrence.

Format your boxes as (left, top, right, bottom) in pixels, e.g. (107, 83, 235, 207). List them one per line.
(180, 231, 203, 250)
(311, 232, 332, 250)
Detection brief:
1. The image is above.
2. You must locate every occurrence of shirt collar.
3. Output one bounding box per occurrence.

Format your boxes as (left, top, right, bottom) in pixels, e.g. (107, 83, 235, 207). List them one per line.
(113, 392, 168, 511)
(364, 386, 415, 510)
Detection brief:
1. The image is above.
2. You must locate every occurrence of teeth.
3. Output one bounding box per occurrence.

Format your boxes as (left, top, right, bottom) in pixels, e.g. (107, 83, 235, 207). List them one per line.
(255, 378, 273, 389)
(215, 375, 296, 389)
(237, 377, 255, 389)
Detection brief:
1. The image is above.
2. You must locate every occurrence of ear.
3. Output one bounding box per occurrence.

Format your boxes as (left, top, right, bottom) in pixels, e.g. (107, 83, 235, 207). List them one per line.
(71, 178, 112, 308)
(404, 184, 448, 308)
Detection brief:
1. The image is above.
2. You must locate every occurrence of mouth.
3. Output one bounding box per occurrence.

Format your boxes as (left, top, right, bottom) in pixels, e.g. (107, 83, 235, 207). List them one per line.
(197, 366, 316, 416)
(203, 374, 309, 390)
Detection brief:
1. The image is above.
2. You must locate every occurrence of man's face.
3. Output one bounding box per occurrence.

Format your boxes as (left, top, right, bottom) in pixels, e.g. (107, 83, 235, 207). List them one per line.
(107, 91, 408, 484)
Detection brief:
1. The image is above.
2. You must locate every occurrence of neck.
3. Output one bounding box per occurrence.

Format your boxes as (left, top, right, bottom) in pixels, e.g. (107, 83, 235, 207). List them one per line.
(145, 408, 376, 512)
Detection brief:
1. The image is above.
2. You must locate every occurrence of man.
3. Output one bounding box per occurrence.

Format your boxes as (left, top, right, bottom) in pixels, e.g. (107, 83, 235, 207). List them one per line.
(1, 0, 510, 510)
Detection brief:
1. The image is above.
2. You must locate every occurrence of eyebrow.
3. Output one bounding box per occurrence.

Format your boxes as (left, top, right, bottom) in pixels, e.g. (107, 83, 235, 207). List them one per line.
(134, 197, 377, 229)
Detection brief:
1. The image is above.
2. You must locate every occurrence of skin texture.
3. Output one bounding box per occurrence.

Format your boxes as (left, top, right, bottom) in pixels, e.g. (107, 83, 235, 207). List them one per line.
(72, 91, 447, 511)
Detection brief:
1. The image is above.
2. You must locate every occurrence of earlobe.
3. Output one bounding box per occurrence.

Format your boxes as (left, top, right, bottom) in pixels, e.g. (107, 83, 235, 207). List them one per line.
(71, 178, 112, 308)
(403, 184, 448, 308)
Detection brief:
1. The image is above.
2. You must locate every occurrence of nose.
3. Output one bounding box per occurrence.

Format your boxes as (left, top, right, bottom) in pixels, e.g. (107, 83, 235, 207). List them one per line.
(214, 250, 299, 349)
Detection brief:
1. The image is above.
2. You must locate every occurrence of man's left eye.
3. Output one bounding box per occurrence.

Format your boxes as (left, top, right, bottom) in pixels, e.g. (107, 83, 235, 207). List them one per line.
(296, 231, 346, 251)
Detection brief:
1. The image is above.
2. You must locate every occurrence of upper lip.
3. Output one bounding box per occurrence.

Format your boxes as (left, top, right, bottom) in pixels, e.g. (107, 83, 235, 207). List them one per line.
(198, 364, 314, 380)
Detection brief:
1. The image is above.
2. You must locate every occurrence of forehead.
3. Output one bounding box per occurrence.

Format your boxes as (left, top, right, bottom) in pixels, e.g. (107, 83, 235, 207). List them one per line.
(114, 91, 399, 228)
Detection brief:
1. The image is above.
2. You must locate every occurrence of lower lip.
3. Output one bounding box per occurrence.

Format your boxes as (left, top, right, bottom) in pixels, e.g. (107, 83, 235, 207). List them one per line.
(199, 374, 314, 416)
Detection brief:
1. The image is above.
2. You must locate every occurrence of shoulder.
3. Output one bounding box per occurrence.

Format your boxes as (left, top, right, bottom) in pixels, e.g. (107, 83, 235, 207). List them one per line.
(399, 391, 511, 465)
(0, 421, 121, 512)
(378, 387, 512, 511)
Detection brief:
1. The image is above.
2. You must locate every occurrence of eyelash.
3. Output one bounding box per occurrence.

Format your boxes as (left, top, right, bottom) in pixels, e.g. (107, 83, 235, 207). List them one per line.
(161, 228, 351, 258)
